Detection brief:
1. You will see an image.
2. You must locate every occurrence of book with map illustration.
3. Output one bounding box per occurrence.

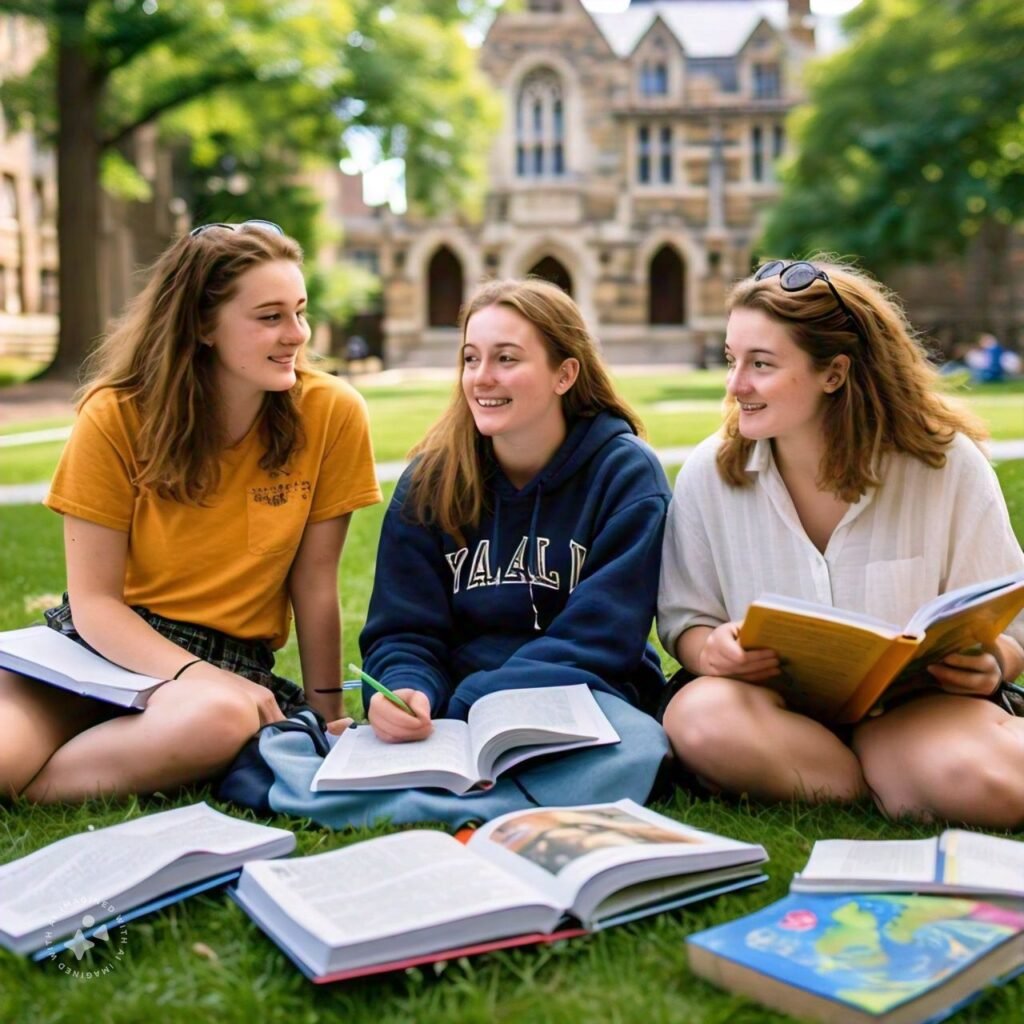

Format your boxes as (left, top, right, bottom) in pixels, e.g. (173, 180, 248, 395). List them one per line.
(231, 799, 768, 982)
(687, 892, 1024, 1023)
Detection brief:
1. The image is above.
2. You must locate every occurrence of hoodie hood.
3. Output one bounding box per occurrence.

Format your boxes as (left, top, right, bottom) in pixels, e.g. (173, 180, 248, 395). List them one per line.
(489, 411, 634, 499)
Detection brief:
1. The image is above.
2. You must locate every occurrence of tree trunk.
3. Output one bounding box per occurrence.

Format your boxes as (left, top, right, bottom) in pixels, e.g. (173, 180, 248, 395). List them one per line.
(40, 15, 104, 381)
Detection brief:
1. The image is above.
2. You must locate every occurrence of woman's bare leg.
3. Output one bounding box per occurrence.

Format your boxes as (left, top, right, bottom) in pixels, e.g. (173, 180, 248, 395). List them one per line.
(21, 677, 263, 803)
(0, 668, 113, 798)
(853, 694, 1024, 828)
(663, 676, 868, 803)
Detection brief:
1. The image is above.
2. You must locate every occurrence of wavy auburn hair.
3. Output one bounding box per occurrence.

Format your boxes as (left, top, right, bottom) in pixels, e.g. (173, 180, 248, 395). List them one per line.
(78, 225, 309, 503)
(406, 278, 644, 538)
(718, 258, 987, 500)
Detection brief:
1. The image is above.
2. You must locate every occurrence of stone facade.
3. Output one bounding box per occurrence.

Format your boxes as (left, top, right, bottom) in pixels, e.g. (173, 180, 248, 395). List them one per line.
(0, 15, 59, 357)
(340, 0, 816, 366)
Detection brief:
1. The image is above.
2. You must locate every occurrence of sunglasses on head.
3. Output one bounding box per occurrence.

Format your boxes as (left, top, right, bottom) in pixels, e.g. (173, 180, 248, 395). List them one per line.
(754, 260, 864, 343)
(189, 219, 284, 238)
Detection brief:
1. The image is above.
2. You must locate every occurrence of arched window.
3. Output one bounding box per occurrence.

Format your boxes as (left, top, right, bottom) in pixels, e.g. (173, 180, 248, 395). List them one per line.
(516, 68, 565, 179)
(427, 246, 463, 328)
(528, 256, 573, 297)
(648, 245, 685, 325)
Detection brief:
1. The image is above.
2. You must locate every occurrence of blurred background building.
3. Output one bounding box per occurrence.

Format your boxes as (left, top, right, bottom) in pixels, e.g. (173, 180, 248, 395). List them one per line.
(337, 0, 818, 366)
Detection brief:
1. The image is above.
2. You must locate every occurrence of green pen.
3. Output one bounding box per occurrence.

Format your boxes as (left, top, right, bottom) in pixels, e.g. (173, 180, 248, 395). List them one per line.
(347, 663, 417, 717)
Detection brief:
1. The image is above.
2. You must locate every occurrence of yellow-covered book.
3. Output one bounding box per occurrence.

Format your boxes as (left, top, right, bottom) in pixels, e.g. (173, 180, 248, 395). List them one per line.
(737, 570, 1024, 723)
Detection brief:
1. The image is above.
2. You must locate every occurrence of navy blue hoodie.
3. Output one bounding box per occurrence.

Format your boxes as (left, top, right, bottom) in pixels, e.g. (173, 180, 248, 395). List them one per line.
(360, 412, 672, 719)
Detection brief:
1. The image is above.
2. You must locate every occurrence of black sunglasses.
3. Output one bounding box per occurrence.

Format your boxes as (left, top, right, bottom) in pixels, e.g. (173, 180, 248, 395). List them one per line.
(189, 219, 284, 238)
(754, 260, 864, 342)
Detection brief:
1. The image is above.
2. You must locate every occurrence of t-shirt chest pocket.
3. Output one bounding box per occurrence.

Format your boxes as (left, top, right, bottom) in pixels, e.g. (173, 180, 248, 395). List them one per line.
(246, 480, 312, 555)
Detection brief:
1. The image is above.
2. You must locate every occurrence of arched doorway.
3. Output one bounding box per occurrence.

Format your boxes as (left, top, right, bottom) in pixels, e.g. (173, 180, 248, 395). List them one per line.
(427, 246, 464, 327)
(528, 255, 573, 297)
(648, 244, 685, 324)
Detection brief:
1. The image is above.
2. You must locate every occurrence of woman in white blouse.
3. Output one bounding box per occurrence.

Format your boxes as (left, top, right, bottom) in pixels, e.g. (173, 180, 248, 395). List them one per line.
(657, 259, 1024, 827)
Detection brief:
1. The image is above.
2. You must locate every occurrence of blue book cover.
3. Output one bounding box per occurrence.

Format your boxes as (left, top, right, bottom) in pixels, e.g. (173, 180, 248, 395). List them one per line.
(687, 892, 1024, 1019)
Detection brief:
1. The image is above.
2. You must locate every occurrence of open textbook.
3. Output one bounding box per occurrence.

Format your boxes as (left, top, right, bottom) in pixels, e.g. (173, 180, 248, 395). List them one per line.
(311, 684, 620, 795)
(232, 799, 769, 982)
(0, 803, 294, 957)
(737, 570, 1024, 723)
(687, 892, 1024, 1024)
(791, 830, 1024, 901)
(0, 625, 164, 709)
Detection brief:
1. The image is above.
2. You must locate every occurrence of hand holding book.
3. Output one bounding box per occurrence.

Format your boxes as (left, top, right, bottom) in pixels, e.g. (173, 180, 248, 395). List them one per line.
(925, 642, 1006, 697)
(695, 621, 780, 683)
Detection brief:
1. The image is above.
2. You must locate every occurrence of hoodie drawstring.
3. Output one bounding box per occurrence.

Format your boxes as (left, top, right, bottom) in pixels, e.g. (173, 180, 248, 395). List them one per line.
(527, 483, 543, 632)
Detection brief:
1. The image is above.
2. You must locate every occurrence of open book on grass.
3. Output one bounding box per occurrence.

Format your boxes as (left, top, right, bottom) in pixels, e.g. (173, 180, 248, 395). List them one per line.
(737, 570, 1024, 723)
(311, 684, 620, 795)
(232, 799, 768, 982)
(0, 624, 165, 709)
(791, 830, 1024, 901)
(687, 892, 1024, 1024)
(0, 803, 295, 957)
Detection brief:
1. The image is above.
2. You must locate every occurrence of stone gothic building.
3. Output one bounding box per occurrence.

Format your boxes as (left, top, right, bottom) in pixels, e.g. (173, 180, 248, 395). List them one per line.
(340, 0, 818, 366)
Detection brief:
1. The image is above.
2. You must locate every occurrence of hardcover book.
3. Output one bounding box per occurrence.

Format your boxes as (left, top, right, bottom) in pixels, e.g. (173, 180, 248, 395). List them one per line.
(737, 570, 1024, 723)
(687, 892, 1024, 1024)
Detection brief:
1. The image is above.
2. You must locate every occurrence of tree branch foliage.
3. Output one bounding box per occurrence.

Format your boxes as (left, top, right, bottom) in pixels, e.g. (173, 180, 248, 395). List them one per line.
(762, 0, 1024, 270)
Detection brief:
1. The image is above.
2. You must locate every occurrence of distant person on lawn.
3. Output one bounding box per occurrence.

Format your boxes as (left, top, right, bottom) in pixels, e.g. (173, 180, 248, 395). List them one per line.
(0, 222, 380, 802)
(657, 259, 1024, 828)
(359, 278, 671, 783)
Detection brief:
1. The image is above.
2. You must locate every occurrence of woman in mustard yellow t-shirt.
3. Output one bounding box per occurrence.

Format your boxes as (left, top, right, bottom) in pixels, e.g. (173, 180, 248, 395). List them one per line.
(0, 223, 380, 802)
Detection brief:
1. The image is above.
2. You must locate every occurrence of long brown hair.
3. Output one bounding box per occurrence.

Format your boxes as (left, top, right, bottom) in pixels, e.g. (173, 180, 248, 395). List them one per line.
(79, 225, 309, 503)
(406, 278, 643, 537)
(717, 258, 987, 500)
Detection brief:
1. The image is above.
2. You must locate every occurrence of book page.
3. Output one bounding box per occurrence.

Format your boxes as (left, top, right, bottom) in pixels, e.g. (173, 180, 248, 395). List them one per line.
(468, 685, 598, 773)
(796, 838, 938, 885)
(241, 831, 561, 947)
(0, 625, 163, 692)
(0, 804, 288, 934)
(904, 572, 1024, 634)
(469, 799, 764, 913)
(941, 830, 1024, 895)
(311, 720, 474, 788)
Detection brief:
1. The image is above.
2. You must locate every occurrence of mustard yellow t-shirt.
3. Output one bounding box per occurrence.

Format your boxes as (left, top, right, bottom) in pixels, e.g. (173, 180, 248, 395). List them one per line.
(45, 371, 381, 648)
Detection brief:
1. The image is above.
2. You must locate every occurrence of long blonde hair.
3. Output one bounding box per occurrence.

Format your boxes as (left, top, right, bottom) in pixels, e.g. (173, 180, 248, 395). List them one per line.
(406, 278, 643, 538)
(718, 258, 987, 500)
(79, 225, 309, 503)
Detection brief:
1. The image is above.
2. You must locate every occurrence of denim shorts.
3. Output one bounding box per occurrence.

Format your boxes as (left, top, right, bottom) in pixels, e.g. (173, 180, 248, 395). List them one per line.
(44, 597, 309, 717)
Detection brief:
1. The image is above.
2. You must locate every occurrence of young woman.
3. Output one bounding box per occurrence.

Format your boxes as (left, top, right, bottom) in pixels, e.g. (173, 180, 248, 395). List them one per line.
(358, 278, 671, 792)
(658, 259, 1024, 828)
(0, 222, 380, 803)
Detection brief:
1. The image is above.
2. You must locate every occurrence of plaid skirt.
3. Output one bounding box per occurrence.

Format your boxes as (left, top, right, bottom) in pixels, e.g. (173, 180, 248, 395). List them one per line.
(44, 597, 309, 717)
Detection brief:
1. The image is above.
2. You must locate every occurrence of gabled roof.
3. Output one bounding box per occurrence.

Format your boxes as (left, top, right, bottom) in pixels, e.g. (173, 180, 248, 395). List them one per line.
(589, 1, 789, 58)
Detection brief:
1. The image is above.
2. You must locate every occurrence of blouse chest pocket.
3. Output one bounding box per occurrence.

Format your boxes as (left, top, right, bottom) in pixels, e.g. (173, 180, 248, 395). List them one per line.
(864, 556, 938, 629)
(246, 480, 312, 555)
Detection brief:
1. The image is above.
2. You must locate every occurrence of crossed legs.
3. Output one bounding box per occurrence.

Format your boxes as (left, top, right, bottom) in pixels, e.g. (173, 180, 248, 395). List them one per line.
(663, 676, 1024, 827)
(0, 668, 262, 803)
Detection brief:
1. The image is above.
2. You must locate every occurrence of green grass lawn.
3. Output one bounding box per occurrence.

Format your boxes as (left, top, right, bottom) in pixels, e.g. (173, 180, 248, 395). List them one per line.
(1, 374, 1023, 1023)
(1, 371, 1021, 485)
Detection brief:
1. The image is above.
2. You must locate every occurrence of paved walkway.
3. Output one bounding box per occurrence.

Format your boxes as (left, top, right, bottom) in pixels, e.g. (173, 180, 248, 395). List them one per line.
(3, 441, 1024, 506)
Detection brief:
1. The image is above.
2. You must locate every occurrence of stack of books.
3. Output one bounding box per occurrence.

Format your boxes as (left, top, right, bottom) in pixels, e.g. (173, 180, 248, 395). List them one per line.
(687, 831, 1024, 1023)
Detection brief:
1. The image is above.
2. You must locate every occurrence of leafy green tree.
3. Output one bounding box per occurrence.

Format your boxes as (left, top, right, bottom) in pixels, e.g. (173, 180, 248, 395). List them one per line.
(762, 0, 1024, 272)
(0, 0, 498, 378)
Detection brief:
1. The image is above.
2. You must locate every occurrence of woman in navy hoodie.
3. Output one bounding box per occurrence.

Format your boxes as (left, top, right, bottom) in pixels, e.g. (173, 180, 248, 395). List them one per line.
(359, 278, 671, 795)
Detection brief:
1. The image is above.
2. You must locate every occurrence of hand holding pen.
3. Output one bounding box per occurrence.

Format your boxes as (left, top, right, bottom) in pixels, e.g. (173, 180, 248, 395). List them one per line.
(350, 663, 434, 744)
